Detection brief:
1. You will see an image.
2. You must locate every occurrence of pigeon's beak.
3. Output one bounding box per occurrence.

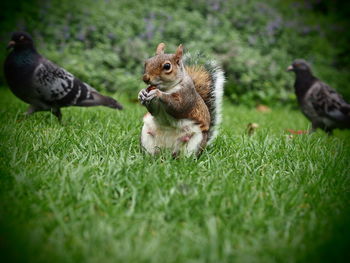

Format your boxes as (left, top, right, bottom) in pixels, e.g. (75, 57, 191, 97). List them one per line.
(7, 40, 15, 50)
(286, 65, 293, 72)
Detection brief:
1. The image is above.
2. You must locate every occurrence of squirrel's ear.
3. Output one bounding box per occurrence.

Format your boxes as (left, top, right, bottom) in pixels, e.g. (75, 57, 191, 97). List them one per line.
(156, 43, 165, 55)
(175, 44, 183, 64)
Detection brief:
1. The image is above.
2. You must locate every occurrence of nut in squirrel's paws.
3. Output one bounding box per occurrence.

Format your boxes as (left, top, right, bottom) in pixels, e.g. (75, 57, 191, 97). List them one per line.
(138, 86, 158, 105)
(147, 85, 157, 92)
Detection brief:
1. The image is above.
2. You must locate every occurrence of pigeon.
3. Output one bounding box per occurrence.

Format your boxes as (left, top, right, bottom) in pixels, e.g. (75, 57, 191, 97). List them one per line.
(4, 32, 123, 121)
(287, 59, 350, 134)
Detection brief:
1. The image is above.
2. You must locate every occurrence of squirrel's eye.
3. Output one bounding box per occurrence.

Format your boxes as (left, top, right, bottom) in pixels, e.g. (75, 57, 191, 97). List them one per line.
(163, 63, 171, 71)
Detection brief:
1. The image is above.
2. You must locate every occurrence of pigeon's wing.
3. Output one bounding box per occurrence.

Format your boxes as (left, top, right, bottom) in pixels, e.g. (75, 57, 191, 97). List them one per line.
(32, 58, 96, 107)
(309, 81, 350, 123)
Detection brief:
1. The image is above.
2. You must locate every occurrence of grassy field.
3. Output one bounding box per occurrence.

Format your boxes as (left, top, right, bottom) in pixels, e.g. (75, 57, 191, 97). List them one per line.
(0, 87, 349, 263)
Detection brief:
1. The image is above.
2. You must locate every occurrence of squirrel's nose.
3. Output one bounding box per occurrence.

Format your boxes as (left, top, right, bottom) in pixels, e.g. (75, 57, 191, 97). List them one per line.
(143, 74, 150, 84)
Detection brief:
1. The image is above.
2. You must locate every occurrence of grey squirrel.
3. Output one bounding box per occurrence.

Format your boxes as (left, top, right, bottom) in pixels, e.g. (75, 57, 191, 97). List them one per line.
(138, 43, 224, 157)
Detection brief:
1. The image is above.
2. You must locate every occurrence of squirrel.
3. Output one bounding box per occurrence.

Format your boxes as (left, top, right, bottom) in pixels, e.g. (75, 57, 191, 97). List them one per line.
(138, 43, 224, 157)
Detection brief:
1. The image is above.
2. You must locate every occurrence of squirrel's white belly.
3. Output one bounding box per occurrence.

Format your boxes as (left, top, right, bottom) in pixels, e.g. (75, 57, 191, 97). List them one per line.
(141, 113, 203, 156)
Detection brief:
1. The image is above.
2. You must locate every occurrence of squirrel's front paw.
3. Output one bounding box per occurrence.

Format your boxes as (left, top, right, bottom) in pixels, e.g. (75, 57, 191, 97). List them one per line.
(138, 88, 148, 105)
(138, 88, 159, 105)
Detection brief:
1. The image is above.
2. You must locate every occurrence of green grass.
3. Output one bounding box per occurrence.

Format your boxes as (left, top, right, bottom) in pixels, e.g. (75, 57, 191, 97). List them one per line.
(0, 87, 349, 263)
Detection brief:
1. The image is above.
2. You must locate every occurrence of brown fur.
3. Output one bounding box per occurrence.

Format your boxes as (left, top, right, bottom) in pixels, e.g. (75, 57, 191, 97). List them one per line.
(156, 43, 165, 55)
(143, 54, 178, 84)
(142, 45, 184, 88)
(142, 44, 211, 138)
(187, 98, 210, 131)
(157, 84, 210, 132)
(185, 65, 212, 102)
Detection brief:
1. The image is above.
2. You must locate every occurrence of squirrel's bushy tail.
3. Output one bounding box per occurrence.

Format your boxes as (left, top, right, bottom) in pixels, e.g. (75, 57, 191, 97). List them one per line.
(183, 52, 225, 144)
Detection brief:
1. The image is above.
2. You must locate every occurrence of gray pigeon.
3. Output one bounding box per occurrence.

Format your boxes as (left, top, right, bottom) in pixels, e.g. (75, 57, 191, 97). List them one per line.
(287, 59, 350, 134)
(4, 32, 123, 121)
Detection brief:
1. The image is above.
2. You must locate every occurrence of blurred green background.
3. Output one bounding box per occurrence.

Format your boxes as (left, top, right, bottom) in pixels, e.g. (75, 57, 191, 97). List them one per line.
(0, 0, 349, 105)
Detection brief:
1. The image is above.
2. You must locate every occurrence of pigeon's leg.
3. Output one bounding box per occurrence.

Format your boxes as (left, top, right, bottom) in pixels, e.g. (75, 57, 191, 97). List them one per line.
(25, 105, 41, 116)
(309, 122, 319, 134)
(51, 108, 62, 121)
(323, 127, 333, 136)
(314, 122, 333, 135)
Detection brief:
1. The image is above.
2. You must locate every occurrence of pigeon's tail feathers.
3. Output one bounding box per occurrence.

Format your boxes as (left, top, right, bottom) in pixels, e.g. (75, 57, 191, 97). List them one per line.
(329, 101, 350, 124)
(328, 109, 350, 122)
(78, 91, 123, 110)
(95, 92, 123, 110)
(341, 104, 350, 115)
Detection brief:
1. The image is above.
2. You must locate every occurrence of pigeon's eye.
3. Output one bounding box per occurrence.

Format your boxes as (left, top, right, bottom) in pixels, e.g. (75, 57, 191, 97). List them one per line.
(19, 36, 24, 41)
(163, 63, 172, 71)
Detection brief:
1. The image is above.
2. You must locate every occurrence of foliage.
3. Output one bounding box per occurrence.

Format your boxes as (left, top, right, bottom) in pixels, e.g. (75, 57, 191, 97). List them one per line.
(0, 0, 349, 106)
